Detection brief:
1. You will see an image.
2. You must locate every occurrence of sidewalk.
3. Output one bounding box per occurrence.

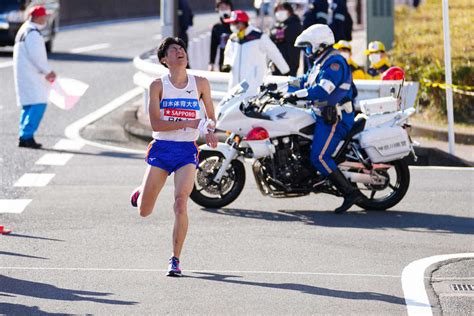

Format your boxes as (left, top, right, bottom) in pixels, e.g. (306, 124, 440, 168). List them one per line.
(429, 258, 474, 315)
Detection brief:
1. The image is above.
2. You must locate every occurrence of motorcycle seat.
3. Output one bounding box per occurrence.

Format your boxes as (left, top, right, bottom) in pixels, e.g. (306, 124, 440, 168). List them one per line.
(345, 118, 366, 140)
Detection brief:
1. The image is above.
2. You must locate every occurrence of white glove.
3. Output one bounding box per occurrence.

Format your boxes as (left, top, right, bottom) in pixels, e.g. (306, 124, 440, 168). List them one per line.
(198, 119, 216, 135)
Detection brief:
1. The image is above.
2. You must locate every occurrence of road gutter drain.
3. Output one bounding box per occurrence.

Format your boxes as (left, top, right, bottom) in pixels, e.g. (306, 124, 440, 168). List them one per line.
(450, 284, 474, 292)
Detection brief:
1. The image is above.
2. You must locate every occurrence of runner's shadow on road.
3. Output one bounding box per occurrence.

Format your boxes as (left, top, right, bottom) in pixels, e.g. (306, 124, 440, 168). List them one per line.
(0, 275, 137, 306)
(189, 272, 405, 305)
(48, 52, 132, 63)
(0, 303, 64, 316)
(200, 208, 474, 235)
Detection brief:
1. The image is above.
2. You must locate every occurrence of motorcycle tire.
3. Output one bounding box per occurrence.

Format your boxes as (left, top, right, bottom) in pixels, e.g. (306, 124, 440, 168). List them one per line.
(190, 151, 246, 208)
(355, 159, 410, 211)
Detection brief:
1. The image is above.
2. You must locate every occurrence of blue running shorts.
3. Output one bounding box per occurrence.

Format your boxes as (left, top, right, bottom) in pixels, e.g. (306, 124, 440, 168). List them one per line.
(145, 140, 199, 175)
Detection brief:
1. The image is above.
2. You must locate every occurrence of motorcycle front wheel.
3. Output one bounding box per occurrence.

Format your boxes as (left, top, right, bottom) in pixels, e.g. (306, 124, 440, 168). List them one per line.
(190, 151, 246, 208)
(355, 159, 410, 211)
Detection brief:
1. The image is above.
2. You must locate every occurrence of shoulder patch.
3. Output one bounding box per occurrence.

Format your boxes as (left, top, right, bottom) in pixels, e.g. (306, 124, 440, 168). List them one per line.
(330, 63, 340, 71)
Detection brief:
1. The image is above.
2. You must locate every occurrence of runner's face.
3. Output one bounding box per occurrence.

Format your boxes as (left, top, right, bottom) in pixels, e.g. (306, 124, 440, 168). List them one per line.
(163, 44, 187, 69)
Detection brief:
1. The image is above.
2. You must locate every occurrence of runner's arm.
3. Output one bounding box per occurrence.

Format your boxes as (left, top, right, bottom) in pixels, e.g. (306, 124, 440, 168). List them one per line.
(148, 80, 200, 131)
(196, 77, 218, 148)
(196, 77, 216, 123)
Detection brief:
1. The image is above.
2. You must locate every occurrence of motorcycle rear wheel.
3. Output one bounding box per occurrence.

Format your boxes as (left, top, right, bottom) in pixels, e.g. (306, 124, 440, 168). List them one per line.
(355, 159, 410, 211)
(190, 151, 246, 208)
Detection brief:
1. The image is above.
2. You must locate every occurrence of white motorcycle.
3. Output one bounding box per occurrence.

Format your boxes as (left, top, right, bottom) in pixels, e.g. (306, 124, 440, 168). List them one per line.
(190, 80, 416, 210)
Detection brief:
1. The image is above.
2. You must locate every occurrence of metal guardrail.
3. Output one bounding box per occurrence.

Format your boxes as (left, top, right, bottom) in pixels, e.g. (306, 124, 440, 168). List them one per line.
(133, 49, 419, 113)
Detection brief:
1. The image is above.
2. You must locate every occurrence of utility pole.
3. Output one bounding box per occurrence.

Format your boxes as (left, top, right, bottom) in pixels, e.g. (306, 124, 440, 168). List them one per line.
(442, 0, 455, 154)
(161, 0, 178, 38)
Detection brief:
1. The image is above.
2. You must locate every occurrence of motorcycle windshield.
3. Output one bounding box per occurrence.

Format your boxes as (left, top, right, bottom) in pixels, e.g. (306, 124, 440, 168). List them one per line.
(231, 80, 249, 96)
(219, 80, 249, 106)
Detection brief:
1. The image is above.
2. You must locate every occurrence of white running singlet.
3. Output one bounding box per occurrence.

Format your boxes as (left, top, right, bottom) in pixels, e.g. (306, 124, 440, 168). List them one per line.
(152, 74, 203, 141)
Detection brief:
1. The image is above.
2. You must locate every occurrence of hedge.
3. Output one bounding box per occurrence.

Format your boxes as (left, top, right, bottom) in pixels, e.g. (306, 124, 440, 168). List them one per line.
(391, 0, 473, 124)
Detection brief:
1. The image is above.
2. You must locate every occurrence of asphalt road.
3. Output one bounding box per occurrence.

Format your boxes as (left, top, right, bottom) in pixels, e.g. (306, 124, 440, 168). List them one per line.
(1, 16, 473, 315)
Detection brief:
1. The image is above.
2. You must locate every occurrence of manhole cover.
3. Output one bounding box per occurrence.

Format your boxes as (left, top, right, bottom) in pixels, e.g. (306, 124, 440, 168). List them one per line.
(450, 284, 474, 292)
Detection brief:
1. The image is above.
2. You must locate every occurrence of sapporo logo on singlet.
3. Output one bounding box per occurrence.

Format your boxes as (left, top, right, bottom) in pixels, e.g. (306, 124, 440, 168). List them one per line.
(161, 98, 200, 121)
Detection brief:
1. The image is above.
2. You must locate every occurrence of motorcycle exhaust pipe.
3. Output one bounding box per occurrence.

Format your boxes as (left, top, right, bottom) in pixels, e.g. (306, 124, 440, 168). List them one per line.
(342, 171, 382, 185)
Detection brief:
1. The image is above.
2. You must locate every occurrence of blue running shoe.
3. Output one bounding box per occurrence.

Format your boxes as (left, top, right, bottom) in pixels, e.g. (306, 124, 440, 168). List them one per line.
(166, 256, 182, 277)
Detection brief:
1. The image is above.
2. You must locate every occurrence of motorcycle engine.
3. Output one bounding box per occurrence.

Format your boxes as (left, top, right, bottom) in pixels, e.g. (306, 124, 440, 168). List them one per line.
(270, 136, 313, 186)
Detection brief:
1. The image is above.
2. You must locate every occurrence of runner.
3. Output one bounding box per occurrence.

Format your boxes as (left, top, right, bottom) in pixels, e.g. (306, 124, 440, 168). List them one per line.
(130, 37, 218, 277)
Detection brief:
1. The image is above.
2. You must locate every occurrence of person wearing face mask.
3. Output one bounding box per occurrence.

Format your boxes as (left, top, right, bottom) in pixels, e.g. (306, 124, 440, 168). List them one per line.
(269, 2, 302, 76)
(222, 10, 290, 96)
(333, 40, 365, 79)
(364, 41, 391, 80)
(13, 5, 57, 149)
(209, 0, 233, 72)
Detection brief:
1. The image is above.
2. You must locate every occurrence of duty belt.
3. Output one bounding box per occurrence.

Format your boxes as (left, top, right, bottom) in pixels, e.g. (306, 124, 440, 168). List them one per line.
(312, 101, 353, 118)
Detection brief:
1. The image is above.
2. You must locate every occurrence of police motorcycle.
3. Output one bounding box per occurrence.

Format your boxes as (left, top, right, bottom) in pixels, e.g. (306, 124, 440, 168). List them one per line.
(190, 73, 416, 211)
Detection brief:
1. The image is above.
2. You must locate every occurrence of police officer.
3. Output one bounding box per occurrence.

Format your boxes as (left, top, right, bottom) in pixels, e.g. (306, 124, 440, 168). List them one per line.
(364, 41, 391, 79)
(282, 24, 363, 213)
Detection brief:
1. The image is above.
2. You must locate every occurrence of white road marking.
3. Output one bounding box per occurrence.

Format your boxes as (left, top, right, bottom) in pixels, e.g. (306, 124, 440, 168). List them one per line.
(0, 199, 32, 214)
(0, 266, 400, 277)
(402, 253, 474, 316)
(64, 87, 145, 154)
(53, 138, 84, 151)
(0, 60, 13, 69)
(36, 153, 74, 166)
(69, 43, 110, 54)
(14, 173, 55, 187)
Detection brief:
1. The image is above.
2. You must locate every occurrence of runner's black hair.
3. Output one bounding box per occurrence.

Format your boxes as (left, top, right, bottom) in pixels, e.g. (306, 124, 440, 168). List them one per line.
(157, 37, 187, 68)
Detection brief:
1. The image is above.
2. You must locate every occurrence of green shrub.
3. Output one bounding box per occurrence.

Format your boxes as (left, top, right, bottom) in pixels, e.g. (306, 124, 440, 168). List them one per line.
(391, 0, 473, 124)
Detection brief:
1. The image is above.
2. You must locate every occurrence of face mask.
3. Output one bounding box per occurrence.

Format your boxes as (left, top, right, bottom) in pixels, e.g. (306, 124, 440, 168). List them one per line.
(219, 10, 231, 19)
(275, 10, 289, 22)
(32, 21, 47, 30)
(340, 52, 350, 61)
(369, 53, 382, 64)
(230, 24, 239, 33)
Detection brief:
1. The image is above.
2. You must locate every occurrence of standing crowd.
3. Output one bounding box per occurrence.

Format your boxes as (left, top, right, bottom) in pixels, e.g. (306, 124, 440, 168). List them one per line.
(209, 0, 393, 92)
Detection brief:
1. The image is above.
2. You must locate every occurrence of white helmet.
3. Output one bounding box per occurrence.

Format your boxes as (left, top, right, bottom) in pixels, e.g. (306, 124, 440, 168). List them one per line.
(294, 24, 335, 55)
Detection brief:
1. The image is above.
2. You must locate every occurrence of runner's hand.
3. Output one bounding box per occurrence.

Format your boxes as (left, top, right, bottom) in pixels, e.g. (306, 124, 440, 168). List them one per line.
(205, 132, 218, 148)
(45, 71, 57, 83)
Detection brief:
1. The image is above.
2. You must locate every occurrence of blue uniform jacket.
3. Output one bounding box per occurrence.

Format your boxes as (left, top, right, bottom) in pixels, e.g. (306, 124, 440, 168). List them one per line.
(298, 48, 354, 107)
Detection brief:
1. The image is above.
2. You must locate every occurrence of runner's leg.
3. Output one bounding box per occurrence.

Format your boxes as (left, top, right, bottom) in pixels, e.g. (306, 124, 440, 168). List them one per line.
(171, 163, 195, 258)
(138, 165, 168, 217)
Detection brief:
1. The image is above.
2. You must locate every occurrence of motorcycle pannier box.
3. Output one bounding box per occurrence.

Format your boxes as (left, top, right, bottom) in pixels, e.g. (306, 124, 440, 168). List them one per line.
(356, 126, 411, 163)
(359, 96, 398, 115)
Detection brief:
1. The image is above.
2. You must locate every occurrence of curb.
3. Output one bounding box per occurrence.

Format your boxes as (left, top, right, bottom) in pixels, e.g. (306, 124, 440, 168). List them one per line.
(411, 123, 474, 145)
(123, 105, 473, 167)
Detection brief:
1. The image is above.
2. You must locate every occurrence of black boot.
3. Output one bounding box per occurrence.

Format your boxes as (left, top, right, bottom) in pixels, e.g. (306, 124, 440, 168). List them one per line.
(18, 138, 42, 149)
(328, 169, 364, 214)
